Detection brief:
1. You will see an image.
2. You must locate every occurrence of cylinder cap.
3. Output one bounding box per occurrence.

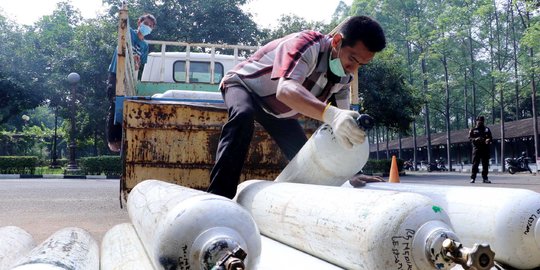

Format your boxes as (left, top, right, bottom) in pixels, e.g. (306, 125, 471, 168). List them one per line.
(356, 114, 374, 130)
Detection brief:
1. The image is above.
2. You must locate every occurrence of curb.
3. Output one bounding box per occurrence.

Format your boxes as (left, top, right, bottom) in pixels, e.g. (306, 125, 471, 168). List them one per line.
(0, 174, 119, 179)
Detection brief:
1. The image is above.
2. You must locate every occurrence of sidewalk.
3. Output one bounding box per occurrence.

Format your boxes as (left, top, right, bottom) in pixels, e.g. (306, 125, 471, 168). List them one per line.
(0, 174, 119, 179)
(414, 163, 538, 173)
(399, 170, 540, 192)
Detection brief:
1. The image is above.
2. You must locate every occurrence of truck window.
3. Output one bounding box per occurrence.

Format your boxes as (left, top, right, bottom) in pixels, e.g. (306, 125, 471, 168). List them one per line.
(173, 61, 224, 84)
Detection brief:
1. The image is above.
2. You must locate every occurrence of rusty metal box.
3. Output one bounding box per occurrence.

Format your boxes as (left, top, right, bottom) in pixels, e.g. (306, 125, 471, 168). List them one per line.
(121, 99, 318, 196)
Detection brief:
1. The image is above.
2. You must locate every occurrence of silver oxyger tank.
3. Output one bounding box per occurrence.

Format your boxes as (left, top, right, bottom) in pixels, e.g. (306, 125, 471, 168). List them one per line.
(0, 226, 35, 270)
(275, 115, 374, 186)
(355, 182, 540, 269)
(10, 227, 99, 270)
(127, 179, 261, 270)
(235, 180, 494, 270)
(101, 223, 155, 270)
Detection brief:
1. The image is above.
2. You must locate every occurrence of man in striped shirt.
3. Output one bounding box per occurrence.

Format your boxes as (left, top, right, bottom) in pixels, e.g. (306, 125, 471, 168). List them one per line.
(208, 16, 386, 199)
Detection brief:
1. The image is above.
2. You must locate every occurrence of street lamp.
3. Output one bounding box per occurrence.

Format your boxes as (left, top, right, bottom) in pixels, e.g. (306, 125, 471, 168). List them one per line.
(50, 107, 59, 168)
(66, 72, 80, 171)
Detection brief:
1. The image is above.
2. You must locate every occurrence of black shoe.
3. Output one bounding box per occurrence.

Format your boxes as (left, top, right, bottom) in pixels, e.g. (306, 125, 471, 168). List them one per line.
(483, 179, 491, 184)
(470, 179, 475, 183)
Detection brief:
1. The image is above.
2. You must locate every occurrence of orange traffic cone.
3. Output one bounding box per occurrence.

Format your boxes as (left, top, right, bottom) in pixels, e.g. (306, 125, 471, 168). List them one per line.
(388, 155, 400, 183)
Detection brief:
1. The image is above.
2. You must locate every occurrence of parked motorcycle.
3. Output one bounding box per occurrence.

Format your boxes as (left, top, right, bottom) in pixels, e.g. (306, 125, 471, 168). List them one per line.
(403, 159, 417, 171)
(505, 152, 532, 174)
(427, 158, 448, 172)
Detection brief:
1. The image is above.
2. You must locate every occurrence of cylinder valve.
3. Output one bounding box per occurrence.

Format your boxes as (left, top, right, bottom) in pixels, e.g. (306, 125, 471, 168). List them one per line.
(442, 239, 495, 270)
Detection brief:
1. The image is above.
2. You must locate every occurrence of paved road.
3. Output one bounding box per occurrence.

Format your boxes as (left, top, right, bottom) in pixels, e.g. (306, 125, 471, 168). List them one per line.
(0, 178, 128, 244)
(399, 170, 540, 192)
(0, 173, 539, 270)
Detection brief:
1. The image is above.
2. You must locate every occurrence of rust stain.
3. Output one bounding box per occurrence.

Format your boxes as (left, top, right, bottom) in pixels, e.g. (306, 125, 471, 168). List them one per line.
(122, 99, 318, 194)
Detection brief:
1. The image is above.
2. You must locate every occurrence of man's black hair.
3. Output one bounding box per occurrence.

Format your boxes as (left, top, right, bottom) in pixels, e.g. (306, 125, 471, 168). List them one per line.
(138, 14, 157, 25)
(340, 16, 386, 52)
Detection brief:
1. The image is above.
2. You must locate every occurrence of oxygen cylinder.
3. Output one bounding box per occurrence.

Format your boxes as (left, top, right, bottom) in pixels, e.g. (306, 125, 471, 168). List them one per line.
(127, 179, 261, 270)
(257, 236, 342, 270)
(101, 223, 155, 270)
(357, 182, 540, 269)
(0, 226, 35, 270)
(235, 180, 494, 270)
(10, 227, 99, 270)
(275, 114, 374, 186)
(152, 90, 224, 102)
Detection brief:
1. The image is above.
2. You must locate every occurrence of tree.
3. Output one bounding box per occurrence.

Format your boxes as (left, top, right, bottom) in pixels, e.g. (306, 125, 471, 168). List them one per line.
(261, 14, 326, 43)
(0, 14, 47, 125)
(358, 47, 422, 135)
(103, 0, 262, 45)
(0, 73, 42, 125)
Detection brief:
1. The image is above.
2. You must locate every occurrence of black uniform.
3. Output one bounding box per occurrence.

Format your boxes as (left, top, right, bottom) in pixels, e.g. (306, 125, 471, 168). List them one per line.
(469, 124, 492, 182)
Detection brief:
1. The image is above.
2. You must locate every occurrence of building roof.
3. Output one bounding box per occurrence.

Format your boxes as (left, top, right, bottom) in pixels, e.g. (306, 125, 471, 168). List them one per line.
(370, 117, 539, 151)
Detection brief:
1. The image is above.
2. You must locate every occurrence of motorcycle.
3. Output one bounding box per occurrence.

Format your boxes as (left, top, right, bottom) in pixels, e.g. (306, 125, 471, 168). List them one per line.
(403, 159, 416, 171)
(427, 158, 448, 172)
(505, 154, 532, 174)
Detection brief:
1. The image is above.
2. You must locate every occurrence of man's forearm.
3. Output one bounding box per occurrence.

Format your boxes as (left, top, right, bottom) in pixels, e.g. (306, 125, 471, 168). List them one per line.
(276, 78, 327, 121)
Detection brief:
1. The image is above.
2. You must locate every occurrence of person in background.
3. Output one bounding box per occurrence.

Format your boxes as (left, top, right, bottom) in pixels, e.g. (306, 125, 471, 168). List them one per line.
(106, 13, 156, 152)
(469, 116, 492, 183)
(207, 16, 387, 199)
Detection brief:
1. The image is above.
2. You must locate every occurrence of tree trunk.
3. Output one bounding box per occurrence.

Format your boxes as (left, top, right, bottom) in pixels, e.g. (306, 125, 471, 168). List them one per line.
(510, 2, 520, 120)
(420, 47, 433, 163)
(398, 133, 402, 159)
(413, 121, 418, 171)
(494, 0, 506, 171)
(468, 26, 477, 118)
(464, 70, 469, 128)
(443, 54, 452, 171)
(515, 1, 538, 166)
(531, 47, 538, 166)
(376, 126, 380, 160)
(489, 16, 497, 125)
(386, 127, 390, 159)
(405, 40, 418, 169)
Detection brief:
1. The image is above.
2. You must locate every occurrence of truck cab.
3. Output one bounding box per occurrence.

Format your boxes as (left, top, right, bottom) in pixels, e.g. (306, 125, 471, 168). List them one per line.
(135, 42, 251, 96)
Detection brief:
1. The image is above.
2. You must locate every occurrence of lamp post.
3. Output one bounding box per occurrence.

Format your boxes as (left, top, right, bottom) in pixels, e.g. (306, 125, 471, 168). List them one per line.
(66, 72, 80, 171)
(50, 107, 59, 168)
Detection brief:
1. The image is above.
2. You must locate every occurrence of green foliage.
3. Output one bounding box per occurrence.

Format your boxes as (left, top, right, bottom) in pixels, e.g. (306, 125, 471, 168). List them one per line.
(358, 46, 422, 134)
(103, 0, 262, 45)
(0, 72, 42, 125)
(262, 15, 326, 44)
(0, 156, 38, 174)
(79, 156, 122, 175)
(362, 158, 403, 174)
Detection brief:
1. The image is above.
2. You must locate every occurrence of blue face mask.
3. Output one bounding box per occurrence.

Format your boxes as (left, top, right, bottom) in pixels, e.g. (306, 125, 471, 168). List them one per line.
(329, 45, 346, 77)
(139, 23, 152, 36)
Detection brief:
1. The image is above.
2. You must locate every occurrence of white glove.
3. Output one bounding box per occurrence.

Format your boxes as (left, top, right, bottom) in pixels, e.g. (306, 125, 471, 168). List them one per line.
(322, 105, 366, 149)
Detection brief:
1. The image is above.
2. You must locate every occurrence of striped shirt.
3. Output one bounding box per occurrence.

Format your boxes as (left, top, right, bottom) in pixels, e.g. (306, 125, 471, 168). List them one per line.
(221, 30, 352, 118)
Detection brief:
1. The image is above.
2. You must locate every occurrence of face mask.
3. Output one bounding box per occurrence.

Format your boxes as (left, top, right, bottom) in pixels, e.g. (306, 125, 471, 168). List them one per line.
(329, 45, 346, 77)
(139, 23, 152, 36)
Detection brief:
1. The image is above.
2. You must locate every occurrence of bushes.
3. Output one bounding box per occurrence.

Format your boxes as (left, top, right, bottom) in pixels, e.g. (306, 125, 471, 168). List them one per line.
(0, 156, 38, 174)
(362, 158, 403, 175)
(80, 156, 122, 176)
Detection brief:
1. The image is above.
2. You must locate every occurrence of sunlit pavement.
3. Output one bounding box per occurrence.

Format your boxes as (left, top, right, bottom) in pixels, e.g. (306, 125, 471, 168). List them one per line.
(399, 170, 540, 192)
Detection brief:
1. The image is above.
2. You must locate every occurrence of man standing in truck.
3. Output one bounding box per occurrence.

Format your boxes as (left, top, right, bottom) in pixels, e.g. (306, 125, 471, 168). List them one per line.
(106, 13, 157, 152)
(208, 16, 387, 199)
